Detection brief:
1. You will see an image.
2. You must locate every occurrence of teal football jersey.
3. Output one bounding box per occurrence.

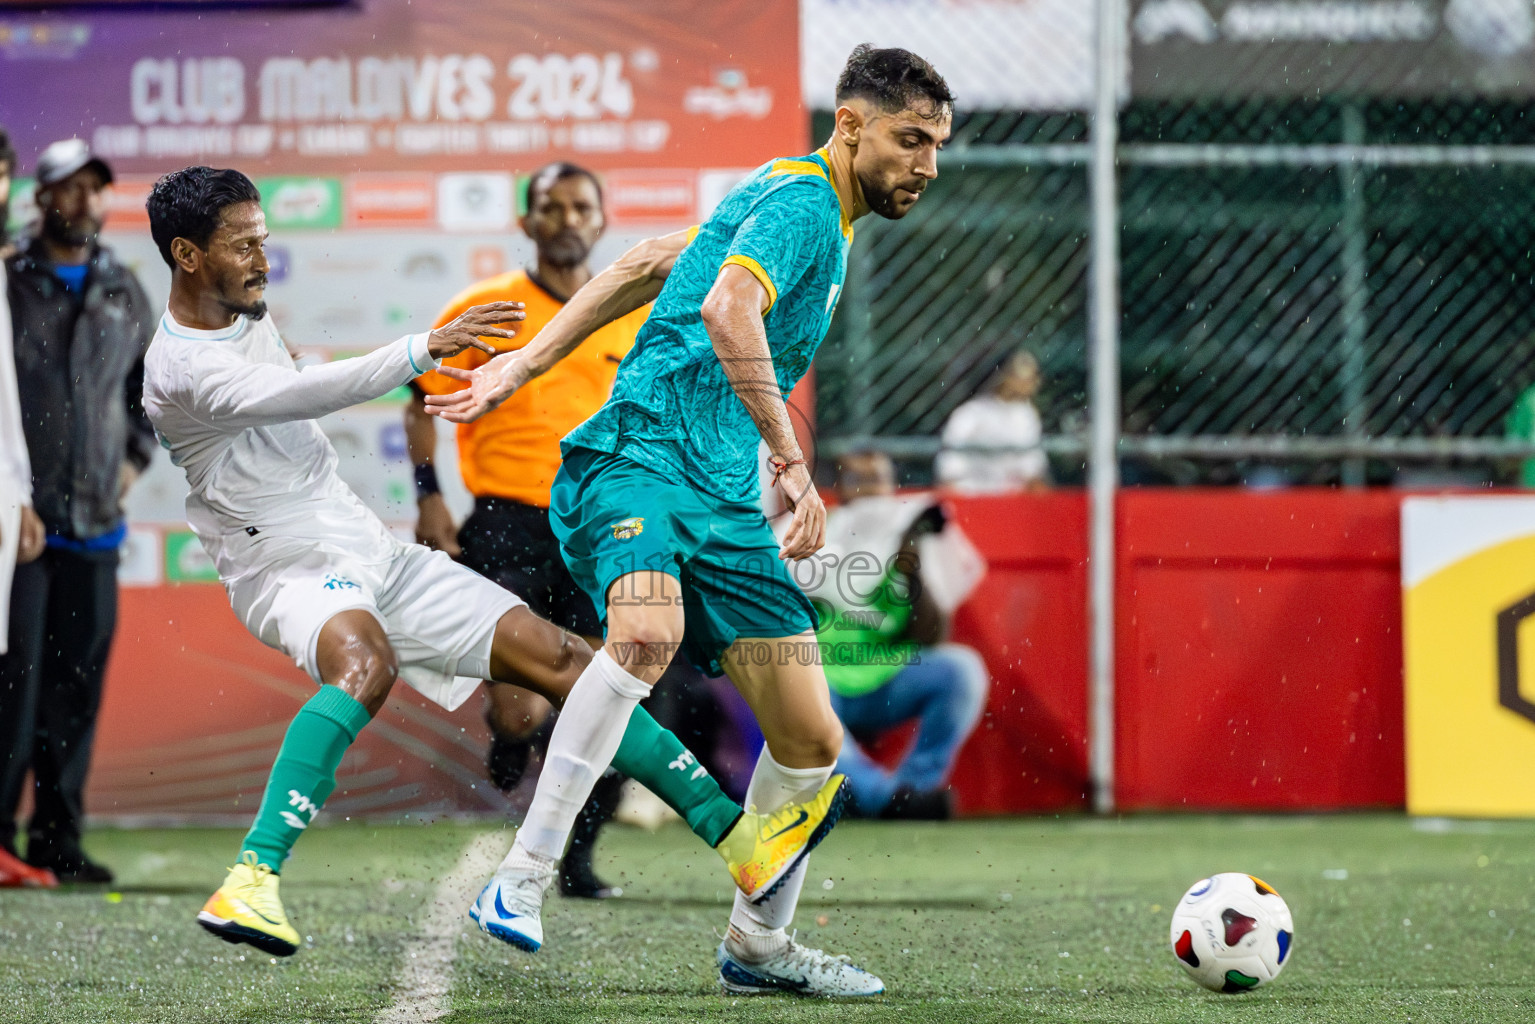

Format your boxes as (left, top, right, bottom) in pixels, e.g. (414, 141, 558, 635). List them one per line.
(563, 148, 853, 505)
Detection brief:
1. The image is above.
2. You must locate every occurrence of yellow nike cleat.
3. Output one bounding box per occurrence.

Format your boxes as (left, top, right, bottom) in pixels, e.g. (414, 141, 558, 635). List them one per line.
(719, 774, 850, 904)
(196, 852, 301, 957)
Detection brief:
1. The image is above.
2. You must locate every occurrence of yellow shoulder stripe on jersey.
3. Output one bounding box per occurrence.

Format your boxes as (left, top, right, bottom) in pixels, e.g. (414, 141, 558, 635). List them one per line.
(767, 151, 853, 241)
(768, 158, 829, 183)
(721, 254, 779, 313)
(686, 224, 701, 243)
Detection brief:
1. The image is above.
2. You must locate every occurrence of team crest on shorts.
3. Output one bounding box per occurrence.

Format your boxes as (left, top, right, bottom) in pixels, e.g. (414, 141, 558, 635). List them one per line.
(610, 516, 645, 540)
(322, 573, 360, 591)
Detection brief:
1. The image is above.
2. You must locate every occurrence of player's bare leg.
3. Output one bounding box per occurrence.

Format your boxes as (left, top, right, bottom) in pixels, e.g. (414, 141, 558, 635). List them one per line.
(469, 575, 672, 948)
(714, 634, 884, 997)
(483, 630, 624, 899)
(198, 610, 399, 956)
(472, 576, 850, 951)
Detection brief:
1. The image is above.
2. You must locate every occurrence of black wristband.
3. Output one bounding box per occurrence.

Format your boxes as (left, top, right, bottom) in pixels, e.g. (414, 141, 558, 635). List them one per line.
(413, 463, 441, 498)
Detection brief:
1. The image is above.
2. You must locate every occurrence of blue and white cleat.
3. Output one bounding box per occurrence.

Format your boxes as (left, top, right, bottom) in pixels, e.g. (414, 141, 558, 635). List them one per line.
(716, 937, 885, 998)
(469, 867, 552, 952)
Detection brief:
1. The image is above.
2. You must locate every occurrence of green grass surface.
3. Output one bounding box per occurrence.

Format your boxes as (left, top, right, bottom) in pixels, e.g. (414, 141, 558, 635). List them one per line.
(1, 816, 1532, 1022)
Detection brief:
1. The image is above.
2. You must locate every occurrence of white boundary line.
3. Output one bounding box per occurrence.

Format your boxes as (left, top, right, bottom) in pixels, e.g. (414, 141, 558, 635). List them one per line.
(375, 830, 505, 1024)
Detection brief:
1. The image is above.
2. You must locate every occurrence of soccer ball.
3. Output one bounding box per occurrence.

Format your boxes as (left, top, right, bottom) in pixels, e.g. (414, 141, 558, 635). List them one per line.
(1169, 872, 1294, 993)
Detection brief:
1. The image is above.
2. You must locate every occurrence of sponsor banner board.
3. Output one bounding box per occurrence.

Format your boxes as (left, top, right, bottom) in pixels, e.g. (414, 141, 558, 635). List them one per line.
(602, 168, 696, 224)
(346, 173, 434, 228)
(163, 530, 220, 583)
(257, 176, 343, 230)
(436, 172, 514, 232)
(0, 0, 803, 177)
(1404, 496, 1535, 817)
(1133, 0, 1535, 98)
(117, 527, 162, 588)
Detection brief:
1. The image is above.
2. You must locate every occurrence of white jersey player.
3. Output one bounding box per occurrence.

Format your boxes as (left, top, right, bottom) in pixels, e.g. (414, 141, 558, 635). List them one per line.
(145, 307, 521, 709)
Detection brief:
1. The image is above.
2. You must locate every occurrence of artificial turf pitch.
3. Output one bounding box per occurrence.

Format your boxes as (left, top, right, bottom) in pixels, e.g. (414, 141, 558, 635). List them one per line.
(0, 815, 1531, 1023)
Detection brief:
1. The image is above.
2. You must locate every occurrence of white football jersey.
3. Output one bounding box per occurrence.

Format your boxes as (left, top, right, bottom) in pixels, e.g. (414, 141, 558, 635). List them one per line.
(142, 311, 436, 581)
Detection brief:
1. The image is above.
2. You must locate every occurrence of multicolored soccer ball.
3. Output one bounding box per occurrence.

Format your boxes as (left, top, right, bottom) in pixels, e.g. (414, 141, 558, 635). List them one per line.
(1169, 873, 1294, 993)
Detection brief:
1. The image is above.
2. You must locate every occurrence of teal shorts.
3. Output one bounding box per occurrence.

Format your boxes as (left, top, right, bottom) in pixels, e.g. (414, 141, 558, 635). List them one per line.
(550, 447, 818, 675)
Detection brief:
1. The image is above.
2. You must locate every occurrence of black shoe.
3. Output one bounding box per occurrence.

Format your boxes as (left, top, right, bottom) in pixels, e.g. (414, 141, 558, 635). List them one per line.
(487, 734, 533, 793)
(27, 847, 114, 884)
(877, 785, 953, 821)
(559, 855, 622, 900)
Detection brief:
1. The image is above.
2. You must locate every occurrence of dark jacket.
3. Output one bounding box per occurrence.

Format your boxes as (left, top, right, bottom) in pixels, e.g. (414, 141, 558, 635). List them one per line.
(6, 236, 156, 542)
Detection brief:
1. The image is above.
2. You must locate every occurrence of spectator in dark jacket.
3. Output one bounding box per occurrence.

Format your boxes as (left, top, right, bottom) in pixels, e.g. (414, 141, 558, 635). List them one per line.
(1, 139, 155, 883)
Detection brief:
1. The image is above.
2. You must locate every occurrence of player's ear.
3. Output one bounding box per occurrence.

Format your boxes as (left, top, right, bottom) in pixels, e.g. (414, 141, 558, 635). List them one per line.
(170, 236, 201, 275)
(835, 103, 866, 149)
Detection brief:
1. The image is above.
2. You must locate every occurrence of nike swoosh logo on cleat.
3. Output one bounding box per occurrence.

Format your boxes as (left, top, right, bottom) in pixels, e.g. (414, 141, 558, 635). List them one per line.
(234, 898, 284, 928)
(721, 958, 809, 992)
(763, 810, 809, 842)
(493, 888, 520, 921)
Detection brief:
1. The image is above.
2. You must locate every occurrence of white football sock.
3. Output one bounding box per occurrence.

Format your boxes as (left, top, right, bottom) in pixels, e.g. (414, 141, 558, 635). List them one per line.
(726, 747, 833, 960)
(502, 648, 649, 867)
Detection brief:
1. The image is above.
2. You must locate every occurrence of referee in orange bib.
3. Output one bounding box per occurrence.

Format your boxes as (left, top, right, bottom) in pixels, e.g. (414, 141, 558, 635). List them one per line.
(407, 163, 647, 898)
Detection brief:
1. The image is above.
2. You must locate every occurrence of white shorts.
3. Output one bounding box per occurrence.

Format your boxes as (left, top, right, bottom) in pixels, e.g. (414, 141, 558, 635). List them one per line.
(227, 542, 523, 712)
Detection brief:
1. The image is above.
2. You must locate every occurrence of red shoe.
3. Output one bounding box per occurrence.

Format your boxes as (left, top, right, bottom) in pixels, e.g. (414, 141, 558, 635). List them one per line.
(0, 846, 59, 888)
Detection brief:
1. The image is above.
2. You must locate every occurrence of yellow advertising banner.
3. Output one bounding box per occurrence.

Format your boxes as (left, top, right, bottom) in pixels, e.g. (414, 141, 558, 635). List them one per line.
(1404, 497, 1535, 817)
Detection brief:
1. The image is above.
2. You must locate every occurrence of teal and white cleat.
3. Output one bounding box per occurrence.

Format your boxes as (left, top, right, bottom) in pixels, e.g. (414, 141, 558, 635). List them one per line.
(469, 868, 552, 952)
(716, 937, 885, 997)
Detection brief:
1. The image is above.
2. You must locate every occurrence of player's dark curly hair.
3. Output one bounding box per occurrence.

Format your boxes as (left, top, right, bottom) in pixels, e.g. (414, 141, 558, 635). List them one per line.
(836, 43, 954, 117)
(146, 166, 262, 268)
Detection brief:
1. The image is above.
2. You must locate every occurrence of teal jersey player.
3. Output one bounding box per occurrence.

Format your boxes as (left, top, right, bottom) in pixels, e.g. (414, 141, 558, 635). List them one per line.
(426, 43, 953, 999)
(552, 150, 855, 672)
(564, 148, 852, 505)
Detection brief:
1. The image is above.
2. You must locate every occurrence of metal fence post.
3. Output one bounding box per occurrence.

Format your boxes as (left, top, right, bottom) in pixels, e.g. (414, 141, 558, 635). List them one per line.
(1339, 104, 1369, 487)
(1088, 0, 1122, 814)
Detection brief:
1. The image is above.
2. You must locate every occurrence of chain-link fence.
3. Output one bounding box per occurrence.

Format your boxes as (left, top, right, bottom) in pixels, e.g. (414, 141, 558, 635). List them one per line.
(814, 14, 1535, 487)
(815, 110, 1095, 479)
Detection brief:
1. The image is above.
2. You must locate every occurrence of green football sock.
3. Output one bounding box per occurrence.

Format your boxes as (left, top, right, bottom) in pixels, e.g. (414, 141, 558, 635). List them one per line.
(240, 685, 373, 872)
(609, 705, 743, 848)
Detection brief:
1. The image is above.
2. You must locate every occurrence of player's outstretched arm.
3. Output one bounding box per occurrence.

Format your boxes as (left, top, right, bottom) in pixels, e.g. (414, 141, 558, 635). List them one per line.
(701, 263, 826, 561)
(424, 228, 692, 423)
(182, 302, 522, 430)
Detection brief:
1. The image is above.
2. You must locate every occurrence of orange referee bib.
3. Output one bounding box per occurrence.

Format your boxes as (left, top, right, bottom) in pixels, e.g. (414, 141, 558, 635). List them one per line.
(416, 270, 647, 508)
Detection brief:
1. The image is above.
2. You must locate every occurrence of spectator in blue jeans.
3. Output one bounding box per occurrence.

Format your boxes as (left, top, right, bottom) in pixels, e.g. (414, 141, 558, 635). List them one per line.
(809, 451, 989, 819)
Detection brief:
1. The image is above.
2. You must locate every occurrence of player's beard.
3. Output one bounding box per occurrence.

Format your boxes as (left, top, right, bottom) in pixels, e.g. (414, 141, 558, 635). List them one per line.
(540, 229, 593, 269)
(858, 166, 924, 221)
(219, 272, 269, 321)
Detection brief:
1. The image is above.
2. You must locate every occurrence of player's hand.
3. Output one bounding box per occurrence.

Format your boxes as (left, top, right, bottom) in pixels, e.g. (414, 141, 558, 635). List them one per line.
(17, 505, 46, 564)
(117, 462, 140, 501)
(415, 493, 461, 558)
(422, 351, 533, 424)
(776, 462, 826, 560)
(427, 301, 525, 360)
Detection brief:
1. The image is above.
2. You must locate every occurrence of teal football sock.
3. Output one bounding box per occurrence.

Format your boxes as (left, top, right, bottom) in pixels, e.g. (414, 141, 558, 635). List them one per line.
(239, 685, 373, 872)
(609, 705, 742, 848)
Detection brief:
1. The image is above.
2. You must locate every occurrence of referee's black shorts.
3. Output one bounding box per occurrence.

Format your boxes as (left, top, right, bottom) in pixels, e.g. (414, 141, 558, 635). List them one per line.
(457, 496, 602, 638)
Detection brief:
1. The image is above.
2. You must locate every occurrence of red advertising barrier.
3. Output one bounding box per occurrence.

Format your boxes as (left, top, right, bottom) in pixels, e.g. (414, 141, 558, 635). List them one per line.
(86, 489, 1412, 822)
(1113, 490, 1405, 812)
(90, 586, 514, 824)
(942, 488, 1406, 814)
(944, 493, 1091, 814)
